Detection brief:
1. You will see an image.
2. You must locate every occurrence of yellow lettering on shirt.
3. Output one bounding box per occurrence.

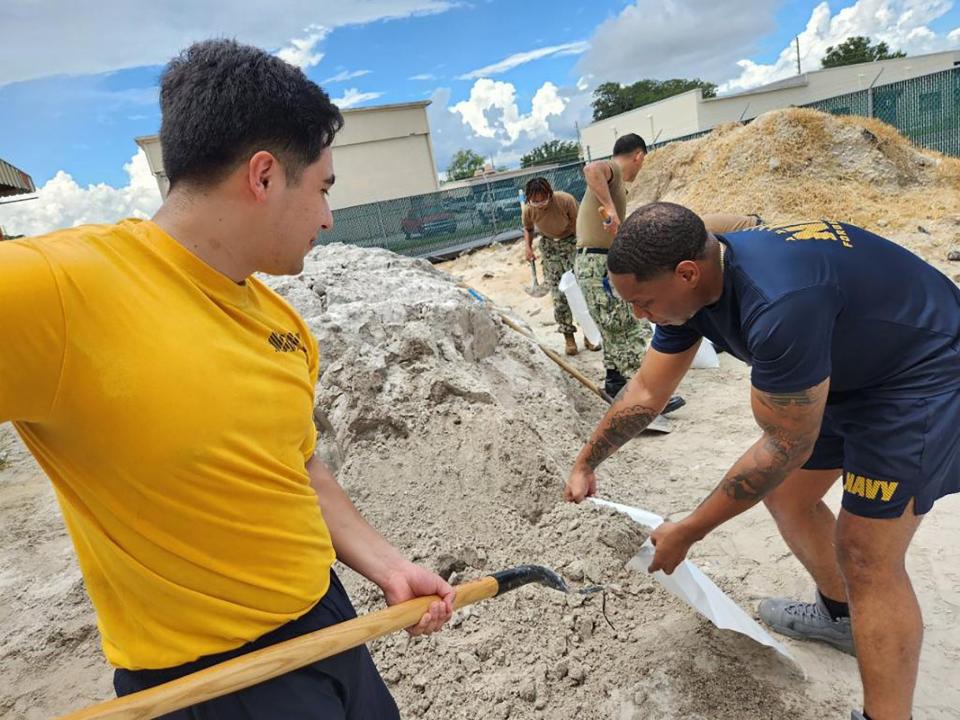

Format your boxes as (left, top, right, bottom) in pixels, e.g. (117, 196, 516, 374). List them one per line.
(769, 221, 854, 249)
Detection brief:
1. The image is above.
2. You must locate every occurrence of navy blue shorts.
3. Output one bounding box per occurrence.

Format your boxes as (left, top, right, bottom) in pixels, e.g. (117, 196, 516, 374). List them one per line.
(803, 387, 960, 519)
(114, 571, 399, 719)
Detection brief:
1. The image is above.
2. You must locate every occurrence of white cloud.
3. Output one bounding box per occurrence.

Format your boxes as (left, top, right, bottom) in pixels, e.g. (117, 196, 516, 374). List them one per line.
(322, 69, 372, 84)
(0, 1, 457, 86)
(720, 0, 959, 94)
(577, 0, 777, 85)
(276, 25, 329, 69)
(332, 88, 385, 108)
(457, 41, 590, 80)
(450, 79, 568, 145)
(409, 73, 437, 81)
(427, 83, 590, 176)
(0, 150, 162, 238)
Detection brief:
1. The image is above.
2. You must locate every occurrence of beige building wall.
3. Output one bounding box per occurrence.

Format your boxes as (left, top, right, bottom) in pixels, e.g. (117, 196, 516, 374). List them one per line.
(580, 90, 702, 160)
(699, 51, 960, 129)
(329, 102, 439, 209)
(136, 100, 439, 209)
(580, 50, 960, 151)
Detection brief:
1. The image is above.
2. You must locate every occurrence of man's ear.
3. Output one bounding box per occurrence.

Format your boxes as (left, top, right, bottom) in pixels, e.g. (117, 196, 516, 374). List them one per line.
(675, 259, 701, 285)
(247, 151, 279, 202)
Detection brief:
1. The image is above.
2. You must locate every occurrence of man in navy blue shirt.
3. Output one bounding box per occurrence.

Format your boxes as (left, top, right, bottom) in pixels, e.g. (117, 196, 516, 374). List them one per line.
(564, 202, 960, 720)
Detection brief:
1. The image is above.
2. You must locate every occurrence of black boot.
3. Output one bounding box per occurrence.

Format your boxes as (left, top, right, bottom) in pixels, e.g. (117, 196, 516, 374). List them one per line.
(603, 369, 627, 399)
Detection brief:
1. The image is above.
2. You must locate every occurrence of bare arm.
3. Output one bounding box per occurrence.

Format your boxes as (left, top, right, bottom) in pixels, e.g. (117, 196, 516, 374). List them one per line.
(307, 455, 405, 584)
(523, 227, 536, 261)
(522, 206, 536, 261)
(565, 344, 699, 501)
(648, 377, 829, 572)
(565, 194, 579, 229)
(583, 161, 617, 222)
(306, 455, 454, 633)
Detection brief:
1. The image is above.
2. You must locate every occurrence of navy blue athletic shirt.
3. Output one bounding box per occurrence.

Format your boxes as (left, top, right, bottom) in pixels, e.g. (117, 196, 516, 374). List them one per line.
(652, 222, 960, 396)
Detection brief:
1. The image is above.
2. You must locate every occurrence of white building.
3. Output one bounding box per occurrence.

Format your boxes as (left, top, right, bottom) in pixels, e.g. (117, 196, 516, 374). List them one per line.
(136, 100, 439, 210)
(580, 50, 960, 159)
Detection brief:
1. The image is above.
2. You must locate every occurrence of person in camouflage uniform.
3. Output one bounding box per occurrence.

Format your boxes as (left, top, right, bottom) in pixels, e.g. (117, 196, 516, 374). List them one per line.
(577, 134, 763, 396)
(522, 177, 599, 356)
(575, 135, 649, 394)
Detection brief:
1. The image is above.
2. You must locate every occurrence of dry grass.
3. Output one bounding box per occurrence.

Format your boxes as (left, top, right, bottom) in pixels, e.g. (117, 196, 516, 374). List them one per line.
(629, 108, 960, 230)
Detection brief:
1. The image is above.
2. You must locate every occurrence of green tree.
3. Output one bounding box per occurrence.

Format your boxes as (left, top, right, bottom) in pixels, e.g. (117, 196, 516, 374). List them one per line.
(821, 36, 906, 68)
(591, 78, 717, 121)
(446, 149, 486, 181)
(520, 140, 581, 168)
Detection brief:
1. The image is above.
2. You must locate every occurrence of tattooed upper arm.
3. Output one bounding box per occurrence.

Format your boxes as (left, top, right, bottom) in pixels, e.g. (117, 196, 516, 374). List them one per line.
(716, 379, 830, 502)
(752, 379, 829, 461)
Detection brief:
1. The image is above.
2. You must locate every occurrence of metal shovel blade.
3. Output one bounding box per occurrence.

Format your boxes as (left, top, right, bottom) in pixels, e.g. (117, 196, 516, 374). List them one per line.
(525, 260, 550, 297)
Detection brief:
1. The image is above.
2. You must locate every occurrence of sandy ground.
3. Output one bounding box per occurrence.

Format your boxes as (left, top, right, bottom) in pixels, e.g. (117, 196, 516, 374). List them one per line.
(2, 227, 959, 719)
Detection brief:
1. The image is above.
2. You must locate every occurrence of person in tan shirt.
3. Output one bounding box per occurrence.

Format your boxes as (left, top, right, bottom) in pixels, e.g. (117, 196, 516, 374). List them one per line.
(522, 177, 599, 356)
(576, 133, 762, 398)
(575, 133, 650, 396)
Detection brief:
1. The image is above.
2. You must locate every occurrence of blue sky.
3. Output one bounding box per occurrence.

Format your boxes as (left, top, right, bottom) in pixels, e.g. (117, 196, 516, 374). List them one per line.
(1, 0, 958, 234)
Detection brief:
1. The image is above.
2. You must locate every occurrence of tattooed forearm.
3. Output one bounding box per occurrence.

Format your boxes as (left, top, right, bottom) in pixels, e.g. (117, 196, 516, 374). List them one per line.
(584, 405, 659, 469)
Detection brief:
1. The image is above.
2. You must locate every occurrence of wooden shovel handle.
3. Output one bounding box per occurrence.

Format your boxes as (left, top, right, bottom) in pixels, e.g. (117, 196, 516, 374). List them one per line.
(498, 314, 613, 403)
(59, 576, 499, 720)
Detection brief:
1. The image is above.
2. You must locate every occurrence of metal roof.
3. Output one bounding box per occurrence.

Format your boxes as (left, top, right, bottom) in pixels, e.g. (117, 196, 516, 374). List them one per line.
(0, 158, 35, 196)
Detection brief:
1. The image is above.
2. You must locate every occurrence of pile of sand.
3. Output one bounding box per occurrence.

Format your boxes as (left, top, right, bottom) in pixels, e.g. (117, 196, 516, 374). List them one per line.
(630, 108, 960, 232)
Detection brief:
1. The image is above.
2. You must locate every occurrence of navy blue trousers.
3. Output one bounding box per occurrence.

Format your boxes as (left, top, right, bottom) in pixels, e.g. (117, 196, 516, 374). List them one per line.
(114, 572, 400, 719)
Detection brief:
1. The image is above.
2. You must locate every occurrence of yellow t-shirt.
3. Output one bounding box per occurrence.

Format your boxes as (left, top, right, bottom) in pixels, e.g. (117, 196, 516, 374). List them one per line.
(0, 219, 335, 670)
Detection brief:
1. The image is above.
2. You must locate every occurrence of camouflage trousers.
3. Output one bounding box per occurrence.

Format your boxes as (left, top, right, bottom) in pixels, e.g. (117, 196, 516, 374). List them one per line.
(574, 250, 650, 375)
(540, 234, 578, 336)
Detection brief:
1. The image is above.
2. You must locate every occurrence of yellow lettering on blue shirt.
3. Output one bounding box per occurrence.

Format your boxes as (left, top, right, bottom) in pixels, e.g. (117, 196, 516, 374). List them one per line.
(768, 221, 853, 249)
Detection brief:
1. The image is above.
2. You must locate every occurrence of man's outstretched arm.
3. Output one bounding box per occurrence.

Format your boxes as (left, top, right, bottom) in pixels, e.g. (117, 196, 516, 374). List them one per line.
(307, 456, 454, 636)
(565, 343, 699, 502)
(648, 377, 829, 573)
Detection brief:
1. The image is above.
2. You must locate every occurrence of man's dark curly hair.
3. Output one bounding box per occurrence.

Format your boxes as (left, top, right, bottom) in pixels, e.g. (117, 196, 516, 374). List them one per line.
(608, 202, 708, 281)
(524, 177, 553, 198)
(159, 39, 344, 189)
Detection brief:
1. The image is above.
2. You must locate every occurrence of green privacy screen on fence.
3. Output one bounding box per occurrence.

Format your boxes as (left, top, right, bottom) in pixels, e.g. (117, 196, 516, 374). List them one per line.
(319, 67, 959, 259)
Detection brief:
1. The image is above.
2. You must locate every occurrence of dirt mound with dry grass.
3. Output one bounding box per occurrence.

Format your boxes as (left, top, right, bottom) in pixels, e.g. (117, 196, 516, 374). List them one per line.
(629, 107, 960, 231)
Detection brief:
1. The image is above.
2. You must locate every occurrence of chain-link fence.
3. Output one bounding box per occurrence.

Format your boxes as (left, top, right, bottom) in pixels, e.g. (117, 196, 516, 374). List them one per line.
(318, 161, 591, 259)
(802, 67, 959, 158)
(322, 67, 959, 259)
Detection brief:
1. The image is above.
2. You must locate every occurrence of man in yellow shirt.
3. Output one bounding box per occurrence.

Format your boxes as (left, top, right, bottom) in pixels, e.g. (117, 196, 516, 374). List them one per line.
(0, 39, 453, 718)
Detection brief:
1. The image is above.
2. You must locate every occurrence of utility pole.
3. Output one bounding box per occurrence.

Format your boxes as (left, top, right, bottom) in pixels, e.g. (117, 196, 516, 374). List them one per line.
(795, 36, 801, 75)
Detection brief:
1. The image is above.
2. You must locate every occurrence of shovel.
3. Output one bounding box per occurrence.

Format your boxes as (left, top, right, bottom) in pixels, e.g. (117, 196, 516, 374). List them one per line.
(525, 259, 550, 297)
(60, 566, 599, 720)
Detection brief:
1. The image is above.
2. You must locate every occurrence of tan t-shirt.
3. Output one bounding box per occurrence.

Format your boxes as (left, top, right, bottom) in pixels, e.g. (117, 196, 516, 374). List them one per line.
(577, 160, 627, 249)
(522, 191, 578, 240)
(702, 213, 761, 233)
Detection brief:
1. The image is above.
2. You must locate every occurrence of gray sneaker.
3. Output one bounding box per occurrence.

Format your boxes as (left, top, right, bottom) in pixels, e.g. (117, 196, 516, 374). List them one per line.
(850, 711, 867, 720)
(758, 594, 856, 656)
